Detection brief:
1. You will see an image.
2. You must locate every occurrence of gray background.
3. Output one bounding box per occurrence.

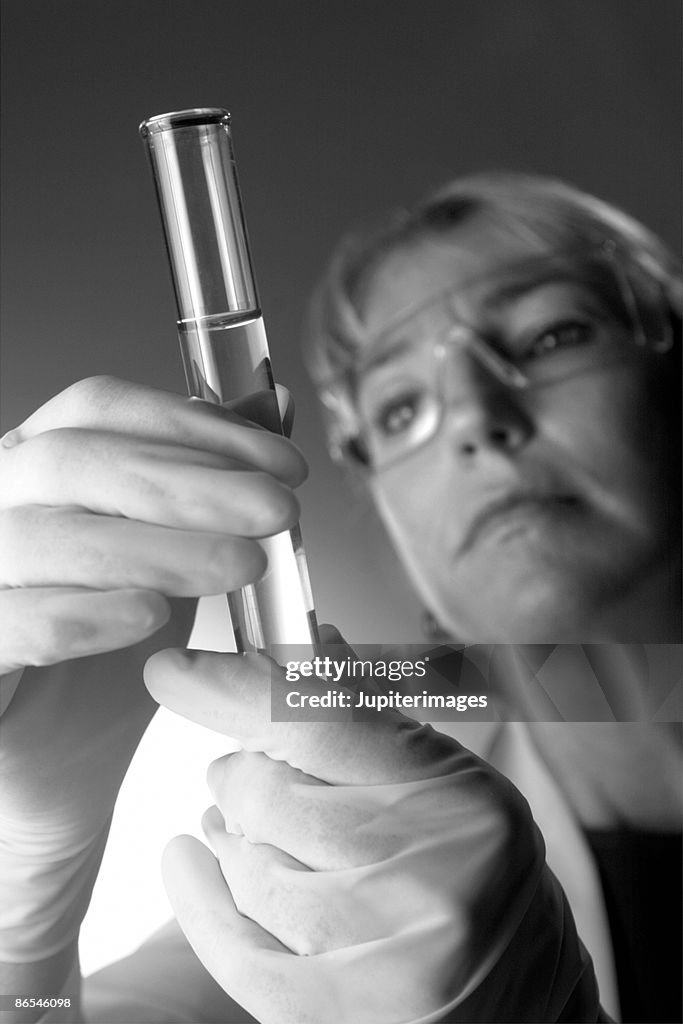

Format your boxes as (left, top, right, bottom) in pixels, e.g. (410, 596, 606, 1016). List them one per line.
(1, 0, 681, 641)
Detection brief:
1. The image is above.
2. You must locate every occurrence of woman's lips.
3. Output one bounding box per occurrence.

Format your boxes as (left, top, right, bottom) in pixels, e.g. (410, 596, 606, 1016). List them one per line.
(456, 493, 581, 557)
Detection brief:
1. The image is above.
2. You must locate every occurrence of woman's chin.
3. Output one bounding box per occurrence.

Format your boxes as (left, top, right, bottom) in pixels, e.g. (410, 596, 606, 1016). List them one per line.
(435, 570, 605, 644)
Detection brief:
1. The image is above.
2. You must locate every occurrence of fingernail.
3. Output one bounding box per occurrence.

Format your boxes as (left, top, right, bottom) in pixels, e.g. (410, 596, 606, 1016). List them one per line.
(0, 429, 20, 449)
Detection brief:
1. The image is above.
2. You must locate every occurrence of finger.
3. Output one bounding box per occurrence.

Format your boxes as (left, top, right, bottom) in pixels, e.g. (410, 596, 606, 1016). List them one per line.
(0, 587, 170, 673)
(206, 751, 396, 869)
(202, 809, 319, 954)
(202, 809, 370, 956)
(162, 831, 339, 1024)
(0, 668, 23, 715)
(275, 386, 295, 439)
(145, 647, 463, 785)
(0, 431, 301, 535)
(317, 623, 346, 646)
(162, 836, 318, 1024)
(4, 376, 307, 487)
(0, 507, 268, 594)
(225, 386, 295, 439)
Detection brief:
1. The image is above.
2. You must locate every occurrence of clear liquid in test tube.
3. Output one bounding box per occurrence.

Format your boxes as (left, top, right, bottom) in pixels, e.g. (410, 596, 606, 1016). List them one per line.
(139, 108, 319, 656)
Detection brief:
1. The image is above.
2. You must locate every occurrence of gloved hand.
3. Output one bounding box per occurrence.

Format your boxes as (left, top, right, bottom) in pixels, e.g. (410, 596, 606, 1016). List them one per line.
(0, 375, 305, 964)
(145, 630, 600, 1024)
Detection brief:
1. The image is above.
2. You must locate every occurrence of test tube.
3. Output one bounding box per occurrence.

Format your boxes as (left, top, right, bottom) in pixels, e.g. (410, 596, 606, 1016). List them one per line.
(139, 108, 319, 655)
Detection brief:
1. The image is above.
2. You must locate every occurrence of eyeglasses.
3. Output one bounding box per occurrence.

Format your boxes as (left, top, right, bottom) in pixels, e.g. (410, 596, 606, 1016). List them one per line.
(320, 245, 673, 470)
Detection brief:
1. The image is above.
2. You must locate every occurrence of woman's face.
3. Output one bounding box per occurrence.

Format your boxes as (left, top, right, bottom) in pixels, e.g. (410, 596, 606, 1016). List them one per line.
(355, 220, 680, 642)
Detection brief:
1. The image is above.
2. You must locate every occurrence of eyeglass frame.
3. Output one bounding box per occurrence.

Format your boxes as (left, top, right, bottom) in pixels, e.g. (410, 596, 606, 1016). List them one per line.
(318, 239, 675, 471)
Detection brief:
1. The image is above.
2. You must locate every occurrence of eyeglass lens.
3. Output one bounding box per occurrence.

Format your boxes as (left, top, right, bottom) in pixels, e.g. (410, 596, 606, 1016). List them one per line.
(348, 253, 669, 468)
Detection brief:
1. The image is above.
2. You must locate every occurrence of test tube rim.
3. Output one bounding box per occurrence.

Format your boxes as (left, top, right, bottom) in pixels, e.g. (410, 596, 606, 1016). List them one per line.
(139, 108, 231, 136)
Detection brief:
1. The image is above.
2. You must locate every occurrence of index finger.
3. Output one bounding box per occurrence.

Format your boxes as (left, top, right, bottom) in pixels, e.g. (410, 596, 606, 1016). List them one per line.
(4, 376, 307, 487)
(143, 647, 461, 785)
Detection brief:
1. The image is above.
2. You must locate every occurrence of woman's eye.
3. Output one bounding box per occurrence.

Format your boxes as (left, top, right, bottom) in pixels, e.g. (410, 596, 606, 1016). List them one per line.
(525, 319, 596, 358)
(374, 392, 423, 435)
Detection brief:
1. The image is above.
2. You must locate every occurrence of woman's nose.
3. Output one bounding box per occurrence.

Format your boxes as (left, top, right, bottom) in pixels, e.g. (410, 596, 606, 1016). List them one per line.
(444, 351, 534, 458)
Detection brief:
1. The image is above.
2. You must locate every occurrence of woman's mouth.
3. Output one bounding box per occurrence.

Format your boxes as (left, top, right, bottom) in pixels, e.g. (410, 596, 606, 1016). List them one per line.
(456, 493, 581, 557)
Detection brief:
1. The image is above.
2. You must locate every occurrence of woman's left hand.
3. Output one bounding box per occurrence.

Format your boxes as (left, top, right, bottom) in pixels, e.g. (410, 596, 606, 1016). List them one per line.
(144, 632, 600, 1024)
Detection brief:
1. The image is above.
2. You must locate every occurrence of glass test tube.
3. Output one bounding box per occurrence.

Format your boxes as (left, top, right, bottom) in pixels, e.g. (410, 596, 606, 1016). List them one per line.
(139, 108, 319, 656)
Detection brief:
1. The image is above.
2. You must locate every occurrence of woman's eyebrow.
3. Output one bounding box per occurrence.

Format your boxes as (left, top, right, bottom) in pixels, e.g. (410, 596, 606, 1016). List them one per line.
(364, 273, 598, 363)
(480, 271, 583, 310)
(366, 335, 416, 368)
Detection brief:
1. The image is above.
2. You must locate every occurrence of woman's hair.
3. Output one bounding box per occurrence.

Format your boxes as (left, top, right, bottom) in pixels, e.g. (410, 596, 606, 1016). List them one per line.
(305, 171, 681, 390)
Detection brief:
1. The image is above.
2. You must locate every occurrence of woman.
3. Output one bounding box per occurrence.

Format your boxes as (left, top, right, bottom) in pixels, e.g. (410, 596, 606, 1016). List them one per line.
(0, 174, 679, 1023)
(302, 171, 682, 1021)
(308, 172, 681, 644)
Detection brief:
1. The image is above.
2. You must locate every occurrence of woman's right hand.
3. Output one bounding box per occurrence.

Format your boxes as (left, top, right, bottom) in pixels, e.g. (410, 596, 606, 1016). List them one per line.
(0, 374, 306, 674)
(0, 374, 307, 967)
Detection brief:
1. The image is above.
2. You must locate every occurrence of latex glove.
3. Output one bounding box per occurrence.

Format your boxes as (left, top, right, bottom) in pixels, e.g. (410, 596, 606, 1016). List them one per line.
(145, 632, 600, 1024)
(0, 376, 304, 963)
